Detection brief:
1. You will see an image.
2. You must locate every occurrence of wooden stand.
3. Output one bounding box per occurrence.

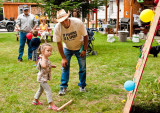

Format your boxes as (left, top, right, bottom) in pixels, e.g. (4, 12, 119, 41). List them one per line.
(123, 2, 160, 113)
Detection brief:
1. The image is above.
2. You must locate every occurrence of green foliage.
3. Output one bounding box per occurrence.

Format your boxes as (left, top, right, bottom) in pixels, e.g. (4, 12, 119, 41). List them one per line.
(59, 1, 82, 11)
(35, 0, 109, 19)
(0, 0, 3, 7)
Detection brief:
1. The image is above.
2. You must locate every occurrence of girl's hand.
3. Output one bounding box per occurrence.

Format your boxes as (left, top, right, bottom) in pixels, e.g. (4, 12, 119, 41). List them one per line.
(39, 54, 42, 58)
(51, 65, 56, 68)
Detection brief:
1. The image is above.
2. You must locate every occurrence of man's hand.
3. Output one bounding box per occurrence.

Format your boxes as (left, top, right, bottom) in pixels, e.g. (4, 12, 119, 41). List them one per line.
(80, 50, 86, 57)
(30, 29, 34, 33)
(15, 27, 20, 32)
(62, 58, 68, 68)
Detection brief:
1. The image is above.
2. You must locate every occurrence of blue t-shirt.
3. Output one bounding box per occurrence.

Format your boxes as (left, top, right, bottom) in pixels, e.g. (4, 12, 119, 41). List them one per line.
(30, 37, 41, 51)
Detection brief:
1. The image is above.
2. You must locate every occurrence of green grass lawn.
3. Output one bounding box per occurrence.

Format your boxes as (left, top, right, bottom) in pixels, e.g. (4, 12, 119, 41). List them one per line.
(0, 32, 160, 113)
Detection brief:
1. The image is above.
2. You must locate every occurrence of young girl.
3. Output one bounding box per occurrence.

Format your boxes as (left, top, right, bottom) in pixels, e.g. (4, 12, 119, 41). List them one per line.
(39, 18, 49, 43)
(32, 43, 58, 111)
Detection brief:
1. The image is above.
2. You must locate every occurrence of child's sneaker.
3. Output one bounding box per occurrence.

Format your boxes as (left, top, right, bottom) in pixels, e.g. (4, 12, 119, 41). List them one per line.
(17, 59, 22, 62)
(59, 87, 67, 96)
(33, 64, 37, 66)
(80, 87, 86, 92)
(32, 100, 43, 105)
(48, 105, 58, 111)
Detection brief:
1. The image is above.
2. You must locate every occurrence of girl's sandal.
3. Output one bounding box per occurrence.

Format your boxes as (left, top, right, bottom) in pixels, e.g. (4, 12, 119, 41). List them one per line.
(48, 105, 58, 111)
(32, 100, 43, 105)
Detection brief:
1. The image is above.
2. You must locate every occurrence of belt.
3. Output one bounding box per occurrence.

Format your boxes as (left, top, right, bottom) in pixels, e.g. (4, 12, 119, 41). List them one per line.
(20, 30, 28, 33)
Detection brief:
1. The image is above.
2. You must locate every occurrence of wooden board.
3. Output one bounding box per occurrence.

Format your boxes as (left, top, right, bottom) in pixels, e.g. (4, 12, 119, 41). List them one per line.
(123, 2, 160, 113)
(57, 100, 73, 111)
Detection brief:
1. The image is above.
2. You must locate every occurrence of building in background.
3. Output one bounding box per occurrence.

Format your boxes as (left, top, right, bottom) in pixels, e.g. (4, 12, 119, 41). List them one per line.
(93, 0, 155, 22)
(2, 2, 44, 21)
(93, 0, 124, 22)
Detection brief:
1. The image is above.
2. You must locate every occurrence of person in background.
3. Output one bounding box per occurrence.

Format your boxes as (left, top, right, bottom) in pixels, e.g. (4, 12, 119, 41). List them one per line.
(39, 18, 49, 43)
(16, 5, 38, 62)
(72, 8, 81, 19)
(30, 30, 41, 66)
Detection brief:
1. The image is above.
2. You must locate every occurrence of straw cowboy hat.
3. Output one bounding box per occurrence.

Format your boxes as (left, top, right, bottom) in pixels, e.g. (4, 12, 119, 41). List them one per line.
(54, 9, 70, 23)
(40, 16, 46, 21)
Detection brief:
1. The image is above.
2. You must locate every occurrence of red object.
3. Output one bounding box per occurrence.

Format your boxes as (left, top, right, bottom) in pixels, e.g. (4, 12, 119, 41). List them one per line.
(38, 32, 41, 36)
(26, 33, 33, 40)
(92, 8, 97, 13)
(154, 0, 159, 4)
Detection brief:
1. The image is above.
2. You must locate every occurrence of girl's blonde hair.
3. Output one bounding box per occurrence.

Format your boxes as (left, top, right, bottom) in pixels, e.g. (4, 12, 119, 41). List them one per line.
(40, 16, 46, 23)
(37, 43, 52, 55)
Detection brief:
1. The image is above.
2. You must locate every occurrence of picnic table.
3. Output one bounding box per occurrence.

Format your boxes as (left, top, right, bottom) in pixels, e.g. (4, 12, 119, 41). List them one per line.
(36, 27, 53, 42)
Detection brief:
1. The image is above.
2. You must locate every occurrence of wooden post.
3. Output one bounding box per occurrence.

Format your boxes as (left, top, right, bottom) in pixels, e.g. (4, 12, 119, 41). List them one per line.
(87, 0, 90, 28)
(116, 0, 119, 34)
(95, 10, 97, 29)
(87, 13, 89, 28)
(104, 3, 108, 34)
(130, 0, 134, 38)
(105, 4, 108, 24)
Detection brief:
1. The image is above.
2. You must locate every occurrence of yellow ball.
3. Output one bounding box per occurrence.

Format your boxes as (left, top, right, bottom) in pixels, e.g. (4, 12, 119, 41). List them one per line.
(136, 64, 139, 70)
(121, 100, 126, 103)
(35, 15, 39, 19)
(140, 9, 154, 23)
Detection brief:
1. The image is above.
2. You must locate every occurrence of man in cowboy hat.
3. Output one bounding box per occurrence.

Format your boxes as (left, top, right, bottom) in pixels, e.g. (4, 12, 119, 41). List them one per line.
(53, 9, 88, 95)
(16, 5, 38, 62)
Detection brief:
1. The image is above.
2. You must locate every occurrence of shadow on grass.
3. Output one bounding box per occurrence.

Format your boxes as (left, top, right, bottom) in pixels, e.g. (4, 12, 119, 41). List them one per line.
(131, 103, 160, 113)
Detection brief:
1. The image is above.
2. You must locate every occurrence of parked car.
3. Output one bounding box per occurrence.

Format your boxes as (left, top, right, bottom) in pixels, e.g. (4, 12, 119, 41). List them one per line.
(0, 19, 15, 32)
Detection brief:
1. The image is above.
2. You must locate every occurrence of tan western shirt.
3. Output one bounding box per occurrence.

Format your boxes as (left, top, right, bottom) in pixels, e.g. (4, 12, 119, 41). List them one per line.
(16, 13, 38, 32)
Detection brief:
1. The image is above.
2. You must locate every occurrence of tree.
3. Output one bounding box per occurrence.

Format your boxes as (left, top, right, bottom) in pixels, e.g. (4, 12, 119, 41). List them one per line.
(1, 0, 42, 2)
(35, 0, 109, 19)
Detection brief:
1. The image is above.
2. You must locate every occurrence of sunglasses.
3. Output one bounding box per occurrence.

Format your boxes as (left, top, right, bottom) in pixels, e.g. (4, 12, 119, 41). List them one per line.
(24, 9, 29, 12)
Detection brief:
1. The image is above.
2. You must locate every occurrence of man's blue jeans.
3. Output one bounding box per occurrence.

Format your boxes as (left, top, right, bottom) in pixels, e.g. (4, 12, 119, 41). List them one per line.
(60, 48, 86, 88)
(18, 32, 32, 61)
